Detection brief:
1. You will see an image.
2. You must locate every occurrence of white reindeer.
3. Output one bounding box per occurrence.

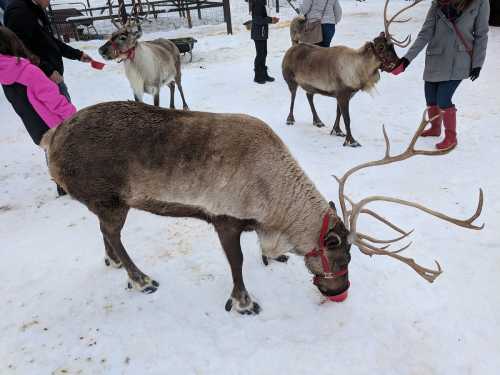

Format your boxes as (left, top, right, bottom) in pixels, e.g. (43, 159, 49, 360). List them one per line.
(99, 19, 189, 109)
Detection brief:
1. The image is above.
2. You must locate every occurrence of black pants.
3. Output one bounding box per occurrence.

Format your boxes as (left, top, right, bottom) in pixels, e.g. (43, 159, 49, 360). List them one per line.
(254, 39, 267, 74)
(2, 83, 49, 145)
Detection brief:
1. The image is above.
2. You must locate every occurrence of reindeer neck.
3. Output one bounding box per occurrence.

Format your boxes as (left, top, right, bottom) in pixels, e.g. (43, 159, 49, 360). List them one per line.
(280, 181, 331, 256)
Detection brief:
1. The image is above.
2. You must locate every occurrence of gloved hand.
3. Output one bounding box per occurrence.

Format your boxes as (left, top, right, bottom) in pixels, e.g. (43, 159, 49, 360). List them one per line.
(470, 67, 481, 81)
(391, 58, 410, 76)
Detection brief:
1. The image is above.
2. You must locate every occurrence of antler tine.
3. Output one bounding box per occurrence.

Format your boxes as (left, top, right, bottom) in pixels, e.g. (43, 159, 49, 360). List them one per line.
(350, 192, 484, 236)
(391, 34, 412, 48)
(355, 240, 442, 283)
(357, 229, 414, 245)
(111, 17, 122, 29)
(383, 0, 423, 46)
(359, 208, 410, 235)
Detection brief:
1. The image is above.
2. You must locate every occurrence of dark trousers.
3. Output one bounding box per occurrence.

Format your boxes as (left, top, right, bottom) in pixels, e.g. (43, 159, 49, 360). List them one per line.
(254, 39, 268, 74)
(315, 23, 336, 48)
(1, 79, 72, 145)
(424, 80, 461, 109)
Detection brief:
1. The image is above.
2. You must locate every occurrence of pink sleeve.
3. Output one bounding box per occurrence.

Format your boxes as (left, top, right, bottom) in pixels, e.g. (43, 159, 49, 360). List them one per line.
(25, 65, 77, 121)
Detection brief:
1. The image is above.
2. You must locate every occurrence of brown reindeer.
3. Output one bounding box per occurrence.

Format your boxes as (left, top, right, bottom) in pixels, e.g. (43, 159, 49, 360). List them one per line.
(98, 19, 189, 109)
(283, 0, 423, 147)
(41, 103, 482, 314)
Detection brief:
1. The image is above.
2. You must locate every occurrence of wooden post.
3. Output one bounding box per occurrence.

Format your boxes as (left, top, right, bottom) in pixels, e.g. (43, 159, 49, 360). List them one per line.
(186, 2, 192, 28)
(223, 0, 232, 35)
(197, 0, 202, 20)
(276, 0, 279, 13)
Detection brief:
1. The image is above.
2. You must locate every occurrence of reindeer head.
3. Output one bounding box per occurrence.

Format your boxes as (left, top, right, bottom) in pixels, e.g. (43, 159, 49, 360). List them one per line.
(304, 206, 352, 299)
(98, 19, 143, 61)
(372, 0, 424, 72)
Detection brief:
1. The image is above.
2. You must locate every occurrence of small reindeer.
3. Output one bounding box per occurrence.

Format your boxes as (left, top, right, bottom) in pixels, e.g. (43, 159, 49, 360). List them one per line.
(41, 102, 483, 315)
(99, 19, 189, 109)
(283, 0, 423, 147)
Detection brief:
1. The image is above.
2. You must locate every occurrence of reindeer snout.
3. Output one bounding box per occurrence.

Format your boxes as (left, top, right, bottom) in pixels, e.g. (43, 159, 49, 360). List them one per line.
(98, 44, 112, 60)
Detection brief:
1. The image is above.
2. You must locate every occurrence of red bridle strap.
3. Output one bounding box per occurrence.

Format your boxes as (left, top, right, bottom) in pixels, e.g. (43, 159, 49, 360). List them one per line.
(111, 41, 136, 62)
(305, 210, 346, 280)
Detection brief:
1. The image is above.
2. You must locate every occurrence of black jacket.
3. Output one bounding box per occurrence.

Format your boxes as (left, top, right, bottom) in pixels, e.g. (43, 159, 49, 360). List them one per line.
(4, 0, 82, 77)
(251, 0, 273, 40)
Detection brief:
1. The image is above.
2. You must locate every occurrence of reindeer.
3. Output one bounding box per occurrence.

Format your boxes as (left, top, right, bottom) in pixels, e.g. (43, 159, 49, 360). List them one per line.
(41, 102, 483, 315)
(98, 19, 189, 109)
(283, 0, 423, 147)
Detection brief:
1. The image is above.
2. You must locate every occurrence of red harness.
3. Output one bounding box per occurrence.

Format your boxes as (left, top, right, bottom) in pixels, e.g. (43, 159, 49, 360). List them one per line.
(305, 210, 349, 286)
(111, 41, 136, 62)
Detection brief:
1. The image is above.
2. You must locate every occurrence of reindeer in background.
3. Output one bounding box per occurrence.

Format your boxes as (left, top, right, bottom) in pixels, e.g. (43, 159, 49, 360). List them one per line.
(283, 0, 423, 147)
(98, 18, 189, 109)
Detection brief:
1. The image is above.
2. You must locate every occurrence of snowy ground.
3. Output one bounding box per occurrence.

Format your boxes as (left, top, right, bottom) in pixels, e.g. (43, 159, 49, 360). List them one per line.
(1, 1, 499, 374)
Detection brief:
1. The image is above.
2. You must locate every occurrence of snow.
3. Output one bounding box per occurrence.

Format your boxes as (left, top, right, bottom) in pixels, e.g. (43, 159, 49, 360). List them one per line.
(1, 1, 499, 374)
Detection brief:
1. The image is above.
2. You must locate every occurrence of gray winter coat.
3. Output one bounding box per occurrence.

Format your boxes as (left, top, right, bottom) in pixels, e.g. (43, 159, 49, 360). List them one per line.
(300, 0, 342, 24)
(404, 0, 489, 82)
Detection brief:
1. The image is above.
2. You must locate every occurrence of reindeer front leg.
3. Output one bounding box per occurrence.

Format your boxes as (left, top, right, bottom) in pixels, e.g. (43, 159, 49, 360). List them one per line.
(214, 216, 261, 315)
(330, 103, 346, 137)
(338, 95, 361, 147)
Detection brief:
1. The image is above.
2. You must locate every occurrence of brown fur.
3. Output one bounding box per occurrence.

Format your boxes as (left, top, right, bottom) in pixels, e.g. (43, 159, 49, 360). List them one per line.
(42, 102, 351, 313)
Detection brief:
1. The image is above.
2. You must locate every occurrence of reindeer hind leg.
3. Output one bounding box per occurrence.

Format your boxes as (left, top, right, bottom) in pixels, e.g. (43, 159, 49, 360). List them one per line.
(175, 74, 189, 110)
(168, 82, 175, 109)
(306, 93, 326, 128)
(331, 102, 346, 137)
(286, 79, 298, 125)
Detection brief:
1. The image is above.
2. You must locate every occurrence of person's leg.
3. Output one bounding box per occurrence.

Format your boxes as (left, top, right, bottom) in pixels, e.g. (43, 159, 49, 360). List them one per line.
(254, 40, 266, 84)
(421, 81, 442, 137)
(322, 24, 336, 47)
(58, 81, 72, 102)
(262, 39, 275, 82)
(436, 80, 461, 150)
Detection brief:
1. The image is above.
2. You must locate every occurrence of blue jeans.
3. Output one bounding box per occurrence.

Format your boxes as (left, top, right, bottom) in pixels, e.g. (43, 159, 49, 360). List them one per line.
(315, 23, 335, 48)
(58, 82, 72, 102)
(424, 80, 461, 109)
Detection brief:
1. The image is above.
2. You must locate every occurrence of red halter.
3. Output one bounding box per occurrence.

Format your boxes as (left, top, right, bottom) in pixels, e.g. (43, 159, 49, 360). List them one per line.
(111, 41, 136, 62)
(305, 210, 348, 285)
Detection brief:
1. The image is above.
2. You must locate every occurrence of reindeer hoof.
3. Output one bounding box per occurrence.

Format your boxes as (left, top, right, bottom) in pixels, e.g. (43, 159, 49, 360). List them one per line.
(104, 256, 122, 269)
(286, 117, 295, 125)
(344, 140, 362, 147)
(225, 294, 261, 315)
(313, 121, 326, 128)
(274, 255, 289, 263)
(262, 255, 269, 266)
(331, 129, 346, 137)
(127, 277, 160, 294)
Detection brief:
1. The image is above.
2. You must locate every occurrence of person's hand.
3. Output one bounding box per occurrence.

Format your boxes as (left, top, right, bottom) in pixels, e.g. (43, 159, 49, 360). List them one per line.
(390, 57, 410, 76)
(271, 17, 279, 24)
(80, 53, 92, 63)
(50, 71, 64, 84)
(469, 67, 481, 81)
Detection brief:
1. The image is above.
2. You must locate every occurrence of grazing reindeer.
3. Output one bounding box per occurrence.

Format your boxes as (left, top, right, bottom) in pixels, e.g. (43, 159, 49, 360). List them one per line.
(41, 103, 482, 315)
(98, 19, 189, 109)
(283, 0, 423, 147)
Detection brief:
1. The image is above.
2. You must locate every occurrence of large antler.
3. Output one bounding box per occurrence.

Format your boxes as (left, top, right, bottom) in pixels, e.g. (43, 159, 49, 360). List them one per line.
(383, 0, 424, 47)
(333, 109, 484, 283)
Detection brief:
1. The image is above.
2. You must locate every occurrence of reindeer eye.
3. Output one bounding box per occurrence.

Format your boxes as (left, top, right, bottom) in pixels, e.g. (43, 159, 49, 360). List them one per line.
(325, 233, 342, 248)
(119, 35, 127, 40)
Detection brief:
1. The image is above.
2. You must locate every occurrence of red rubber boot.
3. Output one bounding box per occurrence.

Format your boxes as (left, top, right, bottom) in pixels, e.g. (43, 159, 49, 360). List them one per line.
(436, 107, 457, 150)
(421, 106, 442, 137)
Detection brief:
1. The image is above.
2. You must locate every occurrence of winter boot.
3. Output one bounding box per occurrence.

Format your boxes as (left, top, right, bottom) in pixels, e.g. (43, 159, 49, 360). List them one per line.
(254, 68, 266, 84)
(421, 105, 442, 137)
(436, 107, 457, 150)
(264, 67, 275, 82)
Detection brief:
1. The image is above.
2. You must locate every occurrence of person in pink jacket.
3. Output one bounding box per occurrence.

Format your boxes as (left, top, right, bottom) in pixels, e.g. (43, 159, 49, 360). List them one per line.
(0, 26, 76, 132)
(0, 26, 76, 195)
